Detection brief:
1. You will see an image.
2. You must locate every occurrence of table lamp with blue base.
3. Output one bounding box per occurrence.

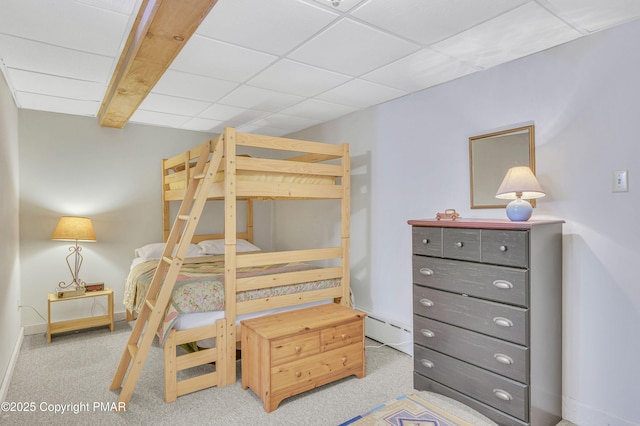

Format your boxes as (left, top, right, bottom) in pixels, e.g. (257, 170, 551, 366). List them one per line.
(495, 166, 545, 221)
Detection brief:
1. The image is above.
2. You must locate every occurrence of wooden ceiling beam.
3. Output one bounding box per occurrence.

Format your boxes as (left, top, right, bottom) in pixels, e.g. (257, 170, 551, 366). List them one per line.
(98, 0, 218, 128)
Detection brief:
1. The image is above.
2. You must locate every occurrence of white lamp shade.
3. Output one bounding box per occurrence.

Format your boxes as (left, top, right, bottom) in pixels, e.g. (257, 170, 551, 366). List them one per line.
(495, 166, 545, 200)
(51, 216, 96, 242)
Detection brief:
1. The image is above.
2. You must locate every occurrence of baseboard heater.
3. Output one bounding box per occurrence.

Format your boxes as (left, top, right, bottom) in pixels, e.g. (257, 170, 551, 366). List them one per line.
(357, 308, 413, 356)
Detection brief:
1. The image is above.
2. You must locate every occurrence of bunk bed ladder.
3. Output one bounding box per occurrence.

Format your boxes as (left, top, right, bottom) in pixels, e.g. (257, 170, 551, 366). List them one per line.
(110, 136, 223, 408)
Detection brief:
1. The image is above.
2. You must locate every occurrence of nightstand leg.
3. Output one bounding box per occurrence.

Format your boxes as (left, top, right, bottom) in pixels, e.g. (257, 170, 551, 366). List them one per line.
(108, 291, 114, 332)
(47, 298, 52, 344)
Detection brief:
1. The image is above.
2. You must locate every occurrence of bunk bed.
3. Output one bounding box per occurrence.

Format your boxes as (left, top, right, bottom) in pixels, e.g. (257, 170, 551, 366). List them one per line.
(122, 127, 351, 402)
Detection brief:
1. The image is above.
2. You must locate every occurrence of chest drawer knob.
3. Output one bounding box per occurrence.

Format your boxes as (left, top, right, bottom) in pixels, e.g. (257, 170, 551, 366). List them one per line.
(419, 298, 434, 307)
(295, 346, 301, 353)
(494, 353, 514, 365)
(455, 242, 464, 248)
(493, 317, 513, 328)
(295, 371, 302, 378)
(419, 268, 434, 276)
(493, 389, 513, 401)
(492, 279, 514, 290)
(422, 238, 429, 245)
(420, 359, 434, 369)
(420, 329, 435, 338)
(500, 245, 508, 252)
(342, 356, 348, 365)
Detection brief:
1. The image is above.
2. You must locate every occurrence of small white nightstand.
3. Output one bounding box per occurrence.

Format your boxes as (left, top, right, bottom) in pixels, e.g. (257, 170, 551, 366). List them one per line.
(47, 287, 114, 343)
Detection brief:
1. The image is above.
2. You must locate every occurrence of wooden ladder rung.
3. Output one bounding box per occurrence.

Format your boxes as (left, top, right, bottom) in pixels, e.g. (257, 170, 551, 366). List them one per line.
(145, 299, 155, 311)
(127, 344, 139, 358)
(193, 173, 205, 179)
(178, 214, 190, 221)
(162, 256, 173, 264)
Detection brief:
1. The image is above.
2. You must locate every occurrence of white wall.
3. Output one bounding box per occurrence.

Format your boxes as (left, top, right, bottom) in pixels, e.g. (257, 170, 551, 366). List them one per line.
(288, 20, 640, 426)
(17, 112, 273, 332)
(0, 69, 21, 401)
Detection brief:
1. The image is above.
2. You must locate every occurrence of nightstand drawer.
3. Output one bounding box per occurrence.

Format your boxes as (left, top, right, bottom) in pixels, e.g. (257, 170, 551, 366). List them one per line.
(414, 316, 529, 383)
(482, 230, 529, 267)
(412, 256, 528, 307)
(414, 345, 528, 421)
(413, 285, 528, 345)
(412, 227, 442, 256)
(443, 228, 481, 261)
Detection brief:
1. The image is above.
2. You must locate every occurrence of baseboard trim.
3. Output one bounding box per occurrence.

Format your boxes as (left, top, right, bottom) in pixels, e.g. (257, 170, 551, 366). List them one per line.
(563, 395, 638, 426)
(1, 327, 23, 403)
(356, 306, 413, 356)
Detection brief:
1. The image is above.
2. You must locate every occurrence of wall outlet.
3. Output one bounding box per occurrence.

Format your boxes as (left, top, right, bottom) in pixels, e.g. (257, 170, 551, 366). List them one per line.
(613, 170, 628, 192)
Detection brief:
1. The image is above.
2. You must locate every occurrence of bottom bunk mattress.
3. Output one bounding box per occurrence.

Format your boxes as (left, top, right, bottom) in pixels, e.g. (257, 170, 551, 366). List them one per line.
(123, 255, 341, 343)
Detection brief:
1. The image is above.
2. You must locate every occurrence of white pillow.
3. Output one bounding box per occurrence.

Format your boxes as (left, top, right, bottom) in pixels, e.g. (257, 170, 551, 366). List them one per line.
(134, 243, 202, 260)
(197, 239, 261, 255)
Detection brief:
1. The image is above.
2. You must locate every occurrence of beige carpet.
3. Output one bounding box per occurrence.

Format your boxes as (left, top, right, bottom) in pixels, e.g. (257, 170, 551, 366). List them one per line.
(2, 320, 574, 425)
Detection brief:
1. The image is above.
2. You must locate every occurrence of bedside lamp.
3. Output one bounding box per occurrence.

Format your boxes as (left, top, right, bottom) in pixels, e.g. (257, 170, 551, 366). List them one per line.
(52, 216, 96, 288)
(495, 166, 545, 221)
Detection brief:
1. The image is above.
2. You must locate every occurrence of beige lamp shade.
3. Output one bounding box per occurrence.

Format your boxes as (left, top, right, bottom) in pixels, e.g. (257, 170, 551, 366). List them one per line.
(495, 166, 546, 200)
(51, 216, 96, 242)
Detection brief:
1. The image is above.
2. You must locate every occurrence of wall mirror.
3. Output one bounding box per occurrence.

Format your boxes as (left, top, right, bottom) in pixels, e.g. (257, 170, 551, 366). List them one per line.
(469, 125, 535, 209)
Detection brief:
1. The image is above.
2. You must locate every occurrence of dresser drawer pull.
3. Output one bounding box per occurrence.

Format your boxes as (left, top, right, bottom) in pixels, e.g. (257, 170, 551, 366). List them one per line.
(419, 268, 434, 276)
(455, 242, 464, 248)
(419, 298, 434, 307)
(420, 359, 434, 368)
(493, 389, 513, 401)
(295, 346, 301, 353)
(295, 371, 302, 378)
(420, 329, 435, 338)
(500, 245, 508, 252)
(422, 238, 429, 245)
(492, 280, 513, 290)
(494, 353, 514, 365)
(493, 317, 513, 327)
(342, 356, 348, 365)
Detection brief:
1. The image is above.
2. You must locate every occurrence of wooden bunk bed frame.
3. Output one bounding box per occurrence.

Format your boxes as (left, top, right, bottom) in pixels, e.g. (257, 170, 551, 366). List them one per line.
(148, 127, 350, 402)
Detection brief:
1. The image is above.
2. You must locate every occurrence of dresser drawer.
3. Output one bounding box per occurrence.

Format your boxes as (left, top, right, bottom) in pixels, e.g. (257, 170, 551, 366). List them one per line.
(414, 345, 528, 421)
(482, 230, 529, 267)
(320, 320, 363, 352)
(412, 256, 529, 307)
(443, 228, 481, 261)
(414, 316, 529, 383)
(412, 227, 442, 256)
(271, 331, 320, 366)
(414, 285, 529, 345)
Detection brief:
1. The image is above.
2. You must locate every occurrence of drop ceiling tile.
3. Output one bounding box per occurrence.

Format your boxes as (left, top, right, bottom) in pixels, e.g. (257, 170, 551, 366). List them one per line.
(152, 70, 238, 102)
(362, 48, 480, 92)
(316, 79, 406, 108)
(289, 18, 419, 76)
(218, 86, 305, 112)
(0, 35, 114, 83)
(544, 0, 640, 33)
(279, 98, 358, 121)
(76, 0, 140, 15)
(180, 117, 223, 132)
(310, 0, 365, 12)
(432, 2, 582, 70)
(129, 110, 191, 128)
(247, 59, 351, 97)
(170, 35, 278, 82)
(7, 68, 106, 101)
(198, 104, 267, 122)
(0, 0, 131, 57)
(138, 93, 211, 116)
(351, 0, 529, 44)
(237, 123, 291, 137)
(197, 0, 339, 55)
(16, 91, 100, 116)
(251, 113, 321, 131)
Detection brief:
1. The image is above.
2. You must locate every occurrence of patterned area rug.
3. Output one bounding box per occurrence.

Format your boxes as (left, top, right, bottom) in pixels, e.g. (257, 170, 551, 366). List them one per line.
(339, 393, 474, 426)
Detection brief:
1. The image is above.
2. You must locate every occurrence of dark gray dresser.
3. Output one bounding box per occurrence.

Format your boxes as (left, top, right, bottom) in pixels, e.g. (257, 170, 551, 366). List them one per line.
(408, 219, 563, 426)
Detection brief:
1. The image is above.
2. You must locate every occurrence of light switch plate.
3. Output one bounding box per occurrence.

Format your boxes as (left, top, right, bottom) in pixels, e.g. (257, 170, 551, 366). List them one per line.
(613, 170, 628, 192)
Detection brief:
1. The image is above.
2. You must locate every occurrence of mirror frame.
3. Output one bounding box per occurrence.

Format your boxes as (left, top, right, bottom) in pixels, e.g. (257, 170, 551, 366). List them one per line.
(469, 125, 536, 209)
